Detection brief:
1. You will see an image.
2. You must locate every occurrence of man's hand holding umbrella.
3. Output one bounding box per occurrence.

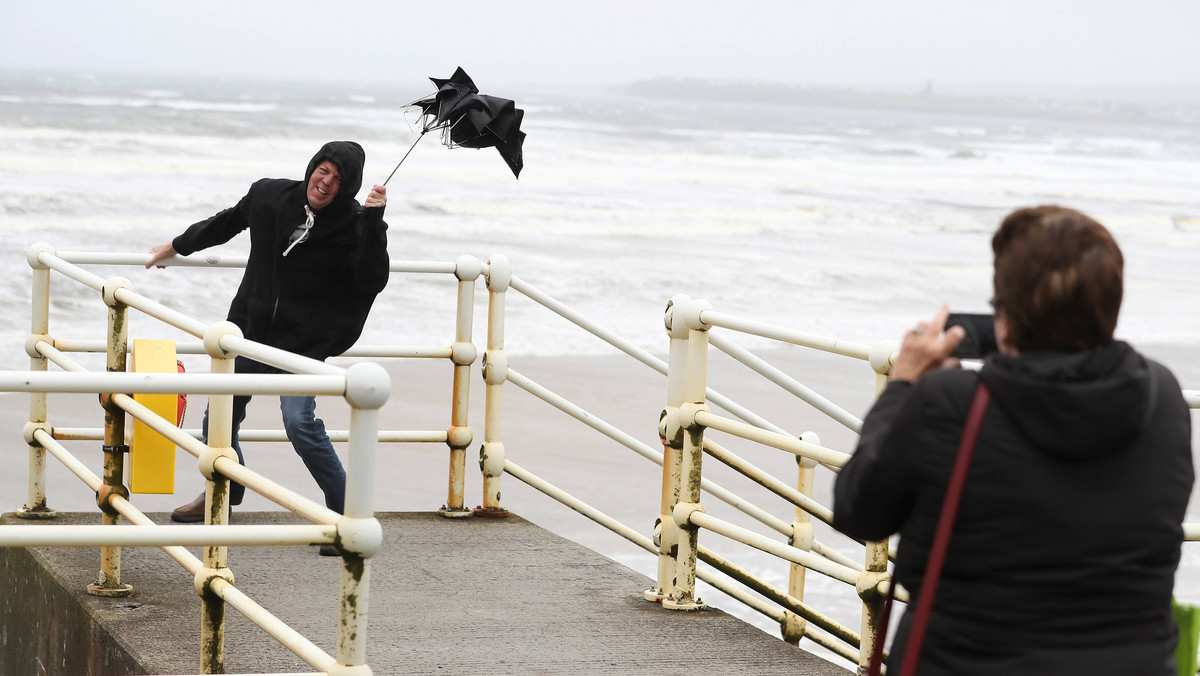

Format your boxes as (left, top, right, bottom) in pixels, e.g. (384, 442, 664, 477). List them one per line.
(364, 184, 387, 208)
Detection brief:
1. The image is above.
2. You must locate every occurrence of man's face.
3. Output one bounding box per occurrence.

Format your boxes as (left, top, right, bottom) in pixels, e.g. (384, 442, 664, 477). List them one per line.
(307, 160, 341, 211)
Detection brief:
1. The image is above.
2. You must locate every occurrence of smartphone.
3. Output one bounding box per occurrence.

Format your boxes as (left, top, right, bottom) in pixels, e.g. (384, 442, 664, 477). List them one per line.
(945, 313, 996, 359)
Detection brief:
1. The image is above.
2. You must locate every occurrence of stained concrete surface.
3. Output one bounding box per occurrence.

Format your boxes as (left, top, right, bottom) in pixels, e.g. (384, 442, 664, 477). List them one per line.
(1, 511, 851, 675)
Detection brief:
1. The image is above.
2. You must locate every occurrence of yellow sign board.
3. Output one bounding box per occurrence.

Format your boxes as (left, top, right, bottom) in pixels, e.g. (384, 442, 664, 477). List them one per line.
(129, 339, 179, 494)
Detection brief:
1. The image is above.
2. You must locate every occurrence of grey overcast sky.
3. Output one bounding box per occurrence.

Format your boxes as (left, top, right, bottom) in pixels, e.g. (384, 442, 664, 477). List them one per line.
(2, 1, 1198, 92)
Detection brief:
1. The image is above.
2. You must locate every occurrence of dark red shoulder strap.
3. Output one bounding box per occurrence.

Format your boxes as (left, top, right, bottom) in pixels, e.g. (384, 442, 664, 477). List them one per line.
(867, 381, 991, 676)
(898, 381, 991, 676)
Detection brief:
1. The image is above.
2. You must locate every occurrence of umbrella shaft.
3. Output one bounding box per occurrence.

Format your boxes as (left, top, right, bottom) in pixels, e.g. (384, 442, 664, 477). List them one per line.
(383, 130, 427, 187)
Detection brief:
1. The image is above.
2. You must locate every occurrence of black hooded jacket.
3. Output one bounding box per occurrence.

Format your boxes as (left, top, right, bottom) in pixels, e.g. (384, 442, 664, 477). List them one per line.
(172, 141, 390, 360)
(834, 341, 1193, 675)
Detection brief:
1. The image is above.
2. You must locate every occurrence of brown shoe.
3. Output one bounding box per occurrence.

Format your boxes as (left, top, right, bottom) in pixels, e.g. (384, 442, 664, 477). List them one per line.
(171, 493, 206, 523)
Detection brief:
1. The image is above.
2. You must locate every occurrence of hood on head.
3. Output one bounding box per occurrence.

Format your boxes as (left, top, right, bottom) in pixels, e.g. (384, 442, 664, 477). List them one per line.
(304, 141, 365, 211)
(980, 341, 1152, 461)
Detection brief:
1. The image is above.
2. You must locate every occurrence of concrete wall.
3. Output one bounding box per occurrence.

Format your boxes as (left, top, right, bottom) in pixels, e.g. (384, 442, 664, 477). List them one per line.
(0, 544, 144, 676)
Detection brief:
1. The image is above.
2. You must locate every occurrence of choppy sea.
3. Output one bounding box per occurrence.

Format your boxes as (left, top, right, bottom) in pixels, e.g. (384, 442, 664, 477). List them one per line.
(2, 69, 1199, 651)
(2, 70, 1198, 368)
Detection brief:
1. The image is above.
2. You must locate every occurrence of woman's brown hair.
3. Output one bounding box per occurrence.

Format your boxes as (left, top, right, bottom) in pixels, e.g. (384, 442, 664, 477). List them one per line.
(991, 205, 1124, 352)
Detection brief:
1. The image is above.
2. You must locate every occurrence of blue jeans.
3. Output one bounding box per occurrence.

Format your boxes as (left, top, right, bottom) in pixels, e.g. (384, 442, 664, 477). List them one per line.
(201, 357, 346, 514)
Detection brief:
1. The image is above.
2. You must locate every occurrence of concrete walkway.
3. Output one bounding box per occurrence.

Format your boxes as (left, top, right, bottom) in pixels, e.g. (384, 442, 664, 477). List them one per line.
(2, 511, 852, 675)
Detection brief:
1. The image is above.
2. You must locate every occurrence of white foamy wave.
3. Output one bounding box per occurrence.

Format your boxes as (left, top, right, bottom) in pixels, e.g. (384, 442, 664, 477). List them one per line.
(17, 92, 276, 115)
(292, 105, 415, 132)
(2, 70, 1199, 372)
(136, 89, 183, 99)
(931, 126, 989, 137)
(48, 94, 154, 108)
(155, 99, 277, 113)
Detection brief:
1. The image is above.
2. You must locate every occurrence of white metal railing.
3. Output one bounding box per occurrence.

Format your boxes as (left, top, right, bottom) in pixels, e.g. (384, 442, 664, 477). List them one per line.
(474, 265, 902, 667)
(650, 294, 1200, 673)
(6, 246, 1197, 675)
(4, 244, 487, 674)
(472, 269, 1200, 673)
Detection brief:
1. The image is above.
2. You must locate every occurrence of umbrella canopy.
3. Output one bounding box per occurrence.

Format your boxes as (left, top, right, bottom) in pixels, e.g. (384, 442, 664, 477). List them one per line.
(409, 67, 525, 178)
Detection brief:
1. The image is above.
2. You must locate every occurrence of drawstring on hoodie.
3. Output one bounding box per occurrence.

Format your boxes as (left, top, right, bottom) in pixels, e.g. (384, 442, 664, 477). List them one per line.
(282, 205, 315, 257)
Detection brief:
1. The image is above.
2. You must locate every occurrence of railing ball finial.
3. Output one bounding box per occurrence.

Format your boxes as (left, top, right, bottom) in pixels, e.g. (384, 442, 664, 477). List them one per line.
(22, 421, 51, 446)
(202, 321, 243, 360)
(671, 501, 705, 531)
(446, 424, 473, 450)
(450, 341, 478, 366)
(24, 333, 52, 360)
(855, 569, 891, 602)
(454, 254, 483, 281)
(95, 483, 130, 514)
(336, 516, 384, 558)
(479, 441, 506, 478)
(198, 445, 240, 482)
(676, 402, 709, 432)
(344, 362, 391, 410)
(481, 351, 508, 385)
(868, 339, 901, 376)
(667, 295, 713, 333)
(26, 242, 55, 269)
(101, 276, 134, 307)
(663, 294, 692, 337)
(658, 407, 683, 449)
(485, 254, 511, 291)
(684, 298, 714, 332)
(193, 565, 236, 598)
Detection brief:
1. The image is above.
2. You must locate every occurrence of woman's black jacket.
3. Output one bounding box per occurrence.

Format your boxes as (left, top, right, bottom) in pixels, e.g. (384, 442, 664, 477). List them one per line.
(835, 341, 1193, 675)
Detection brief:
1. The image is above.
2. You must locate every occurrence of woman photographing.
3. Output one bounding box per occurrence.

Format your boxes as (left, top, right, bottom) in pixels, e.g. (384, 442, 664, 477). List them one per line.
(835, 205, 1194, 675)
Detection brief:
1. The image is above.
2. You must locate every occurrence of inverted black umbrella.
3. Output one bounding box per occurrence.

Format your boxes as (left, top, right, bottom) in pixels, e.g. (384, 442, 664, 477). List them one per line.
(383, 67, 525, 183)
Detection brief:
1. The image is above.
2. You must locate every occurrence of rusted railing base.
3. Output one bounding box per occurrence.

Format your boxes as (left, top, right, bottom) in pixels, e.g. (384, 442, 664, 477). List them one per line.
(16, 506, 57, 520)
(643, 587, 668, 603)
(662, 597, 707, 611)
(87, 582, 133, 597)
(438, 505, 474, 519)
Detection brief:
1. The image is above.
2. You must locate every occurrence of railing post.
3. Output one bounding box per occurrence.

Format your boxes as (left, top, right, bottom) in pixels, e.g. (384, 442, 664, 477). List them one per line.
(335, 362, 389, 671)
(783, 432, 819, 644)
(646, 295, 691, 603)
(88, 277, 135, 597)
(197, 321, 241, 674)
(856, 340, 900, 674)
(442, 256, 480, 518)
(477, 254, 510, 517)
(663, 296, 711, 611)
(858, 538, 891, 675)
(19, 243, 55, 519)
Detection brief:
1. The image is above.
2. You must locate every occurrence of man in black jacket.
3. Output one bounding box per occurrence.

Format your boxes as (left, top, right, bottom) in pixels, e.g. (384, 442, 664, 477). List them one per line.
(146, 142, 389, 541)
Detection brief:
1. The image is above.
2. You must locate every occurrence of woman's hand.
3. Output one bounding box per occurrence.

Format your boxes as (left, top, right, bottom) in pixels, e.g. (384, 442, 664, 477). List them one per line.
(890, 306, 966, 382)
